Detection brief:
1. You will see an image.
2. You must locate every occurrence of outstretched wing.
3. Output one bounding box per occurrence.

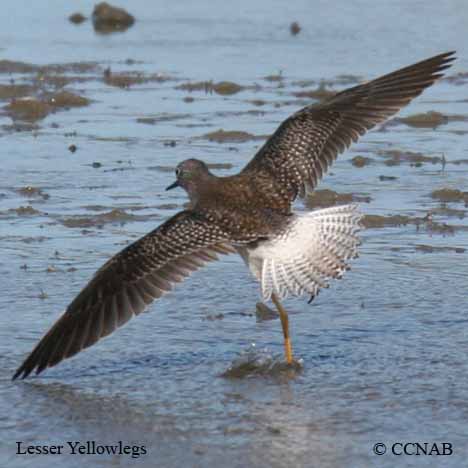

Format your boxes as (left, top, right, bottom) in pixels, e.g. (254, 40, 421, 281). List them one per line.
(242, 51, 456, 201)
(13, 210, 233, 379)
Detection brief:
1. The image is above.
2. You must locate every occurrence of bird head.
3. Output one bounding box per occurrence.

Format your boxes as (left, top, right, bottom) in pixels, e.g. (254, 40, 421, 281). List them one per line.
(166, 159, 212, 203)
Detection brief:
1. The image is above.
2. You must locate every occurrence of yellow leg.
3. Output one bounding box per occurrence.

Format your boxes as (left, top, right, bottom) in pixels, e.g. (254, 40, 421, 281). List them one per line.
(271, 293, 293, 364)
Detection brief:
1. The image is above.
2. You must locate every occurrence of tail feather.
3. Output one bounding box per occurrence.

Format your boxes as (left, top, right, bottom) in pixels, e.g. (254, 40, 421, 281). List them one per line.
(260, 205, 362, 300)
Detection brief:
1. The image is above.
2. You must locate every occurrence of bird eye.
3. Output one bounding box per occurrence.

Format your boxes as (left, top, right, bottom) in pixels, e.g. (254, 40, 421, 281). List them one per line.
(175, 168, 180, 177)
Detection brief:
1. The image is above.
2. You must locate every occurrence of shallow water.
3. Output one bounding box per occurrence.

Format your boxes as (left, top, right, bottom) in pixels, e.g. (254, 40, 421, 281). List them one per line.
(1, 1, 468, 467)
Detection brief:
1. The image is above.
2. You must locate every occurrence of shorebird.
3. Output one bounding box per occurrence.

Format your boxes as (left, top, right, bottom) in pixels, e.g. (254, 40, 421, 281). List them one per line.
(13, 52, 455, 379)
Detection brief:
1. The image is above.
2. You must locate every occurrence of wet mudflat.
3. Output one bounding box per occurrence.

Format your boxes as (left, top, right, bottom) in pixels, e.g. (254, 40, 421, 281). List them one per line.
(1, 1, 468, 467)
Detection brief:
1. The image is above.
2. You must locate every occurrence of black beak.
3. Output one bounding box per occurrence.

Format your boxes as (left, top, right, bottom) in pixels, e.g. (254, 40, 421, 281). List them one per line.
(165, 180, 180, 191)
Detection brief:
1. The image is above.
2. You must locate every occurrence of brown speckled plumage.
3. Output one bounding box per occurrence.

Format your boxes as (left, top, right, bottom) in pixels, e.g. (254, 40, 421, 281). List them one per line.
(13, 52, 455, 379)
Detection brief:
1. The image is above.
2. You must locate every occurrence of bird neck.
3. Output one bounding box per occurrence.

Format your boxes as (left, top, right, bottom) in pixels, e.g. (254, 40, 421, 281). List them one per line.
(186, 172, 220, 208)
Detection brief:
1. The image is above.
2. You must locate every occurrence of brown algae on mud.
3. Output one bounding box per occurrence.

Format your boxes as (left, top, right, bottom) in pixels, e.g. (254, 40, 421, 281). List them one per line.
(305, 189, 371, 209)
(103, 68, 171, 88)
(15, 187, 49, 200)
(431, 188, 468, 205)
(351, 156, 373, 167)
(362, 214, 411, 228)
(202, 129, 265, 143)
(431, 206, 465, 219)
(263, 72, 283, 82)
(0, 60, 37, 74)
(176, 80, 245, 95)
(248, 99, 267, 107)
(379, 149, 443, 167)
(289, 21, 301, 36)
(222, 345, 303, 379)
(7, 206, 42, 216)
(59, 207, 159, 228)
(398, 111, 448, 128)
(0, 84, 34, 100)
(362, 214, 456, 235)
(212, 81, 244, 95)
(136, 113, 191, 125)
(5, 91, 90, 121)
(47, 91, 90, 108)
(415, 244, 465, 254)
(0, 60, 99, 75)
(293, 84, 336, 101)
(92, 2, 135, 33)
(69, 13, 87, 24)
(176, 81, 213, 92)
(397, 111, 468, 129)
(4, 99, 52, 121)
(61, 209, 144, 228)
